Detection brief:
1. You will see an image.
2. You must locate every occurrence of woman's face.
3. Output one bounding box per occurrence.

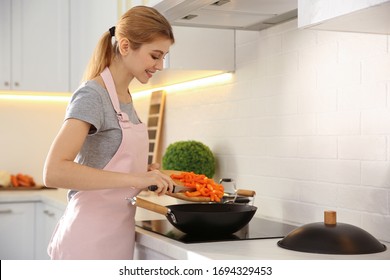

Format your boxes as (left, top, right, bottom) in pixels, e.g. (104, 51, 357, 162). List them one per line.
(120, 37, 172, 84)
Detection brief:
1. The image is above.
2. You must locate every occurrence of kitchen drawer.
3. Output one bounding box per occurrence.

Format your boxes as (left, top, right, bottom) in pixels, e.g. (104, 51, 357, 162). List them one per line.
(0, 202, 35, 260)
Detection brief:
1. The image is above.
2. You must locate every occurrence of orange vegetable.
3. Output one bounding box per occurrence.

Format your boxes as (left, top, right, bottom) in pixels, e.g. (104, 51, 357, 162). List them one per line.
(11, 173, 36, 187)
(11, 175, 19, 187)
(171, 171, 224, 202)
(185, 190, 201, 197)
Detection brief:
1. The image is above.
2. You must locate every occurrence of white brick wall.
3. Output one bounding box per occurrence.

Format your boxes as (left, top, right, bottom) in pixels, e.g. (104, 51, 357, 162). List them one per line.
(135, 19, 390, 242)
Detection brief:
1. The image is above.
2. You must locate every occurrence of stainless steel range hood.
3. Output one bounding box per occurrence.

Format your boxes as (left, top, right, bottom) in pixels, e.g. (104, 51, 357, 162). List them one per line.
(153, 0, 298, 30)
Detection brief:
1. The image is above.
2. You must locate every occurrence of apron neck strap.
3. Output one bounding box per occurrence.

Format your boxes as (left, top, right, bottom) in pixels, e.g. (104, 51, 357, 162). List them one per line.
(100, 67, 129, 122)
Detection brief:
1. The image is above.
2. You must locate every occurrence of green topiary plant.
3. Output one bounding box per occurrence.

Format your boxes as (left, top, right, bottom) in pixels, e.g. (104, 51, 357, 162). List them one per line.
(162, 140, 216, 178)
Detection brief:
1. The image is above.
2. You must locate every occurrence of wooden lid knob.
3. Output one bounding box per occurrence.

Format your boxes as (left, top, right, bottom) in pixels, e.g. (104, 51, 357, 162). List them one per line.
(236, 189, 256, 197)
(324, 210, 337, 225)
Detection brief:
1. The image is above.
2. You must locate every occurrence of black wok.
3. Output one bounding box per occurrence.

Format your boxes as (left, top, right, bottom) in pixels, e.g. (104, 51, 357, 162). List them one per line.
(130, 197, 257, 235)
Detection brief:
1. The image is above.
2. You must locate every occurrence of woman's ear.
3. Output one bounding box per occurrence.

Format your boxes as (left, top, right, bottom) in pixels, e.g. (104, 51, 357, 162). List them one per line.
(118, 38, 130, 56)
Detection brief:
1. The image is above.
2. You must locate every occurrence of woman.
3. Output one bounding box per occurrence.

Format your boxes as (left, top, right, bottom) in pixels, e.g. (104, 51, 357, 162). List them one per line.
(43, 6, 175, 260)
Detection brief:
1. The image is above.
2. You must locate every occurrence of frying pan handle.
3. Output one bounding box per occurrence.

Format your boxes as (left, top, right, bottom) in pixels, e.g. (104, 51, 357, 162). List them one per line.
(236, 189, 256, 197)
(131, 196, 169, 216)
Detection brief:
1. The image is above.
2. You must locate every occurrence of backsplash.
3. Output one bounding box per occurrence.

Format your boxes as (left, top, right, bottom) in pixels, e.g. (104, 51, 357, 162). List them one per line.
(135, 19, 390, 242)
(0, 100, 67, 182)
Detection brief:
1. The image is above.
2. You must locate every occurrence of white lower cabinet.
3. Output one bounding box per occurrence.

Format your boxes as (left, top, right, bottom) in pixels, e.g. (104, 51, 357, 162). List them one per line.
(34, 202, 64, 260)
(0, 201, 64, 260)
(134, 242, 175, 260)
(0, 202, 35, 260)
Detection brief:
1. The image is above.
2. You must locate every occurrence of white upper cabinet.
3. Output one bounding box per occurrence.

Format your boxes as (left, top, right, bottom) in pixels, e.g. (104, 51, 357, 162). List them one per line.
(70, 0, 120, 92)
(126, 1, 236, 92)
(1, 0, 235, 93)
(0, 0, 11, 90)
(298, 0, 390, 34)
(130, 25, 235, 92)
(0, 0, 70, 92)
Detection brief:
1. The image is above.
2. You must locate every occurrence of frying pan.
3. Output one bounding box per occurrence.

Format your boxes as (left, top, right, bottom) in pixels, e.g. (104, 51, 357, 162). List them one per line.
(129, 197, 257, 235)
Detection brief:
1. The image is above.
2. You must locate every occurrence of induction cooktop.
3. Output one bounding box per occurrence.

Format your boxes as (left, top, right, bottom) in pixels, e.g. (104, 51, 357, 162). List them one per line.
(136, 217, 297, 244)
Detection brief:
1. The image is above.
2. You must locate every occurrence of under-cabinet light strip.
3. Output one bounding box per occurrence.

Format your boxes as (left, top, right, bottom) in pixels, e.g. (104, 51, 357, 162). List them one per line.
(132, 72, 234, 99)
(0, 92, 72, 102)
(0, 73, 233, 102)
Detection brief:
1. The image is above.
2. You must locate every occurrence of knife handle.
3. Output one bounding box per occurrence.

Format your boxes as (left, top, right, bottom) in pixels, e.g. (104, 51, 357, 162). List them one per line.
(148, 185, 158, 191)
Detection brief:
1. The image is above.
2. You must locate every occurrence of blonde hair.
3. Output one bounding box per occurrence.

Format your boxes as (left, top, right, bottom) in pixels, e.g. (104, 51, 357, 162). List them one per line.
(83, 6, 174, 81)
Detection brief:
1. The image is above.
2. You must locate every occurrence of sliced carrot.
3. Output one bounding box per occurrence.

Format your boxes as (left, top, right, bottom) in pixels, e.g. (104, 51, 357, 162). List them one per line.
(18, 180, 31, 187)
(170, 171, 224, 201)
(11, 173, 36, 187)
(199, 187, 210, 196)
(185, 190, 201, 197)
(11, 175, 19, 187)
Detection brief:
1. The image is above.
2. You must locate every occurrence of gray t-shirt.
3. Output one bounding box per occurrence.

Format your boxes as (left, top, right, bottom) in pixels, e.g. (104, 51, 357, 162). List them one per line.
(65, 80, 141, 200)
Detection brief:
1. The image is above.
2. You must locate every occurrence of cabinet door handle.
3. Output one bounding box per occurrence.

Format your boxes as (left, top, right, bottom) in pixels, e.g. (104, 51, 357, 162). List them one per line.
(43, 210, 55, 217)
(14, 82, 20, 87)
(4, 81, 9, 87)
(0, 209, 13, 214)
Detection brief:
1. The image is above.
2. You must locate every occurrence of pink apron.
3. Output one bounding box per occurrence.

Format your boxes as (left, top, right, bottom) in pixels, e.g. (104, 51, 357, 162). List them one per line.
(48, 67, 148, 259)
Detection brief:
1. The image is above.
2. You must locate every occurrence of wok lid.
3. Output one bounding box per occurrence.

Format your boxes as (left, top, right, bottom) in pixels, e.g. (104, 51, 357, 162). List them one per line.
(277, 211, 386, 254)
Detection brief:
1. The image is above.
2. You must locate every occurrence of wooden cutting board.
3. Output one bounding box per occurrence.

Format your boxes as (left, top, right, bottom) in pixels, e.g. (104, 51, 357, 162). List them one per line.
(167, 192, 212, 202)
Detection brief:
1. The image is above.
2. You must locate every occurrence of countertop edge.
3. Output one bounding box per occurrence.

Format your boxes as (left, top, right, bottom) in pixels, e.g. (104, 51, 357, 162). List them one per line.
(0, 189, 67, 210)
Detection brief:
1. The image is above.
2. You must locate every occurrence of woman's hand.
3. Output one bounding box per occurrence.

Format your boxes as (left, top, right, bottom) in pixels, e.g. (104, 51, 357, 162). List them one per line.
(145, 163, 173, 195)
(148, 162, 160, 171)
(142, 169, 174, 196)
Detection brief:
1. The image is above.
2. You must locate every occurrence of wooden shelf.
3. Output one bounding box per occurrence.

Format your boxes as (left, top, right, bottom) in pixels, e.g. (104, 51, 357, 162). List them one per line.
(147, 90, 166, 165)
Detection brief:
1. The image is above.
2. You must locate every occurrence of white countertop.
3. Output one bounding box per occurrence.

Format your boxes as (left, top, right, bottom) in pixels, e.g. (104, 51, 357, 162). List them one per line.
(135, 226, 390, 260)
(2, 189, 390, 260)
(0, 188, 68, 210)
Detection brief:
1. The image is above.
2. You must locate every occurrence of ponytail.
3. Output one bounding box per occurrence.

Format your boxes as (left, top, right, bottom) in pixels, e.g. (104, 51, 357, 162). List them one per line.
(82, 31, 115, 81)
(82, 6, 174, 82)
